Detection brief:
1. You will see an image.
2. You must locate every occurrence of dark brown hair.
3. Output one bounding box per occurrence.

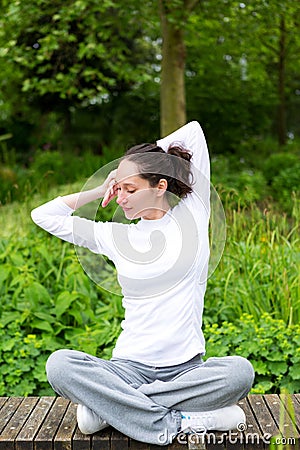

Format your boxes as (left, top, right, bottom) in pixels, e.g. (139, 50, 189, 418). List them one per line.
(124, 143, 193, 200)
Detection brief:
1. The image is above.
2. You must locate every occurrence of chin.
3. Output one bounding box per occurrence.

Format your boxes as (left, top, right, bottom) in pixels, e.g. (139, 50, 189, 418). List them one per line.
(124, 210, 137, 220)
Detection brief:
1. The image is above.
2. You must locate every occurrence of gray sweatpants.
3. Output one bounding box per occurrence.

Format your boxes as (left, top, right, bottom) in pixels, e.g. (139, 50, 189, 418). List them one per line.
(46, 350, 254, 445)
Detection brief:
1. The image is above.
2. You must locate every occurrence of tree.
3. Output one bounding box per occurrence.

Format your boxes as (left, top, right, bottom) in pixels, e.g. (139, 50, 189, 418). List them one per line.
(226, 0, 300, 146)
(0, 0, 157, 152)
(1, 0, 156, 102)
(184, 0, 300, 149)
(159, 0, 199, 136)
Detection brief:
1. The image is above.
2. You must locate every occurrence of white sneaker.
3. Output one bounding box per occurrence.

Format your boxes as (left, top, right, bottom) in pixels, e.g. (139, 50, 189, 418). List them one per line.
(180, 405, 246, 433)
(77, 404, 109, 435)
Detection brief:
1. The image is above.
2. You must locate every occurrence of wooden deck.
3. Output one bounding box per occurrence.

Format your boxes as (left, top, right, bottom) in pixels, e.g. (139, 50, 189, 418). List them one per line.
(0, 394, 299, 449)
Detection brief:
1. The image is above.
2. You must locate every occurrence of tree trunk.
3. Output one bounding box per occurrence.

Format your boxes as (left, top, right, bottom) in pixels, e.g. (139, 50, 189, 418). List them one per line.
(159, 1, 187, 137)
(278, 14, 286, 146)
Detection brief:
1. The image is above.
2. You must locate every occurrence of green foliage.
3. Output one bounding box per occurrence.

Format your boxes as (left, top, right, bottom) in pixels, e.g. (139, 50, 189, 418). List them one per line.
(1, 0, 300, 160)
(0, 226, 123, 395)
(262, 152, 300, 184)
(204, 313, 300, 394)
(0, 323, 52, 396)
(272, 163, 300, 211)
(210, 147, 300, 215)
(0, 0, 155, 103)
(211, 155, 267, 208)
(0, 149, 105, 205)
(206, 201, 300, 326)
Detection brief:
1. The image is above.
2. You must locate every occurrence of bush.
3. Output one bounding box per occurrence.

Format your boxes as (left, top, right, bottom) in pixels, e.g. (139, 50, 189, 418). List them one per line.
(262, 152, 300, 184)
(0, 228, 123, 396)
(272, 163, 300, 212)
(204, 313, 300, 394)
(211, 155, 268, 208)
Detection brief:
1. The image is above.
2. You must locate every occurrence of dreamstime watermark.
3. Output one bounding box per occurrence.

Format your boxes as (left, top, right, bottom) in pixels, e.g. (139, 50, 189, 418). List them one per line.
(73, 154, 226, 294)
(158, 424, 296, 446)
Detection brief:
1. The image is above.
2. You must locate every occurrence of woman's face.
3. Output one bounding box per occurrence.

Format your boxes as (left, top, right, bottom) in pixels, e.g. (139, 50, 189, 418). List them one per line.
(115, 159, 165, 220)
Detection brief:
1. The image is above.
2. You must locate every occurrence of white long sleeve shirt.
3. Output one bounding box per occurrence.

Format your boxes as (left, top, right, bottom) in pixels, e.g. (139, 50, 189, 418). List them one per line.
(31, 121, 210, 366)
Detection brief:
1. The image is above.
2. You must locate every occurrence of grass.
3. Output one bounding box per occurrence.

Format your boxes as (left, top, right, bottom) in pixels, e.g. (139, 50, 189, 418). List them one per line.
(206, 194, 300, 326)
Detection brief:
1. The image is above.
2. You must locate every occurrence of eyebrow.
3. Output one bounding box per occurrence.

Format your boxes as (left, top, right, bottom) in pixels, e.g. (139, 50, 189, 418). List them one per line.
(115, 180, 137, 187)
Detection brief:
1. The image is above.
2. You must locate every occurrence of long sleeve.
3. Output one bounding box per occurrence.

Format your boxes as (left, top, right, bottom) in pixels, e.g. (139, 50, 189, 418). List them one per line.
(31, 197, 114, 258)
(156, 121, 210, 182)
(157, 121, 210, 216)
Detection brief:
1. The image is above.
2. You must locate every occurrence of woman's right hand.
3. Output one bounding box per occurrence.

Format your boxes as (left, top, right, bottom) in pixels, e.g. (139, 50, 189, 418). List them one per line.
(101, 169, 118, 207)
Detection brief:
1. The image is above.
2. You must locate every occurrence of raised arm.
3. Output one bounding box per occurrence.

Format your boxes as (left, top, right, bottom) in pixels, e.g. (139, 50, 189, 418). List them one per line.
(31, 170, 117, 257)
(156, 121, 210, 182)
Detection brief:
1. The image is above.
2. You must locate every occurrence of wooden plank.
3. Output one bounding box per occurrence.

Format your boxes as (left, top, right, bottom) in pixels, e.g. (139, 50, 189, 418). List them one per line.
(0, 397, 39, 450)
(237, 396, 264, 449)
(72, 426, 91, 450)
(54, 401, 77, 450)
(248, 394, 280, 441)
(0, 397, 23, 434)
(264, 393, 299, 439)
(130, 438, 150, 449)
(280, 394, 300, 433)
(34, 397, 69, 450)
(187, 432, 207, 450)
(206, 431, 227, 450)
(168, 435, 188, 449)
(0, 398, 8, 413)
(292, 394, 300, 426)
(0, 398, 10, 433)
(0, 394, 298, 450)
(110, 428, 129, 449)
(15, 397, 55, 450)
(91, 426, 111, 449)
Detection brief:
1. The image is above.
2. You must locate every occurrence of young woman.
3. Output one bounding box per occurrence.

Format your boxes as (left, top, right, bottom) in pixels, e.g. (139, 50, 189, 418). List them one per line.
(31, 121, 254, 446)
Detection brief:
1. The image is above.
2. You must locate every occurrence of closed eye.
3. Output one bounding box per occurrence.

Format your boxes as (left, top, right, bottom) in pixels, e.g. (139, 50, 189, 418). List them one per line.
(116, 187, 136, 194)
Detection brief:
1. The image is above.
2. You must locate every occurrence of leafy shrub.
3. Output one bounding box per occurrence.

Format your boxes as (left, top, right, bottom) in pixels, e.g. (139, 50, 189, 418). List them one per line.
(0, 149, 104, 205)
(272, 163, 300, 212)
(0, 228, 123, 396)
(204, 313, 300, 394)
(211, 155, 267, 208)
(0, 322, 52, 396)
(262, 152, 300, 184)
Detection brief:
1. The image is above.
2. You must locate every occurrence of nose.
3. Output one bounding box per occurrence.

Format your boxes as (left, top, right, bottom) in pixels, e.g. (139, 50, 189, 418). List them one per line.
(116, 190, 128, 205)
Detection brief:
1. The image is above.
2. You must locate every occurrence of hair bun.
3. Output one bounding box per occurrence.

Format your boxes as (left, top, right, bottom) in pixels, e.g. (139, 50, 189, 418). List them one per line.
(167, 145, 193, 162)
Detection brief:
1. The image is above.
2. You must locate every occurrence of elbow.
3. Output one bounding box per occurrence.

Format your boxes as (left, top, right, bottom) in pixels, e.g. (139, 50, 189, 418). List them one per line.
(31, 207, 39, 223)
(31, 207, 44, 227)
(31, 208, 38, 224)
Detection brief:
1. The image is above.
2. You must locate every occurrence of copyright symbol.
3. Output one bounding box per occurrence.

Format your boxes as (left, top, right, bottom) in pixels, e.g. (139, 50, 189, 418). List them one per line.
(237, 422, 247, 432)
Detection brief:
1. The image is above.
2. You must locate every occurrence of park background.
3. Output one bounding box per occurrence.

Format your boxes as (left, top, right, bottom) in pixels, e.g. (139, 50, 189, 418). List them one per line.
(0, 0, 299, 396)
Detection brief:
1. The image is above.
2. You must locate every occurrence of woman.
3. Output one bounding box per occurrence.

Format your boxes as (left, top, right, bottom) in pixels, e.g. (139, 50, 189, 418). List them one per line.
(31, 121, 254, 446)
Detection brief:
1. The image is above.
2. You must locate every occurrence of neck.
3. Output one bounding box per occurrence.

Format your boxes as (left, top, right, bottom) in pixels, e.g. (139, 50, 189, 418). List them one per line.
(141, 198, 170, 220)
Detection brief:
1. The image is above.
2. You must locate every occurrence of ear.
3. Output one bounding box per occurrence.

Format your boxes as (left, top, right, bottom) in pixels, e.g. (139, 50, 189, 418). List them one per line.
(156, 178, 168, 197)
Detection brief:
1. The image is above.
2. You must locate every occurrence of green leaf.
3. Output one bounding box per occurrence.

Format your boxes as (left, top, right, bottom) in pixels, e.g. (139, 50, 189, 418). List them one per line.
(267, 361, 288, 376)
(252, 360, 268, 375)
(54, 291, 78, 318)
(31, 320, 54, 333)
(0, 311, 21, 327)
(289, 365, 300, 380)
(24, 282, 52, 307)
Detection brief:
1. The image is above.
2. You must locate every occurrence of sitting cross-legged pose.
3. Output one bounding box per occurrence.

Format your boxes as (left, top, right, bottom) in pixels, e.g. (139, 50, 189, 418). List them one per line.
(31, 121, 254, 446)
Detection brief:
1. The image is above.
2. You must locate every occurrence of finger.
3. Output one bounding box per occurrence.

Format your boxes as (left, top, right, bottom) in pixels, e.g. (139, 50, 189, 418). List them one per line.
(102, 183, 117, 207)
